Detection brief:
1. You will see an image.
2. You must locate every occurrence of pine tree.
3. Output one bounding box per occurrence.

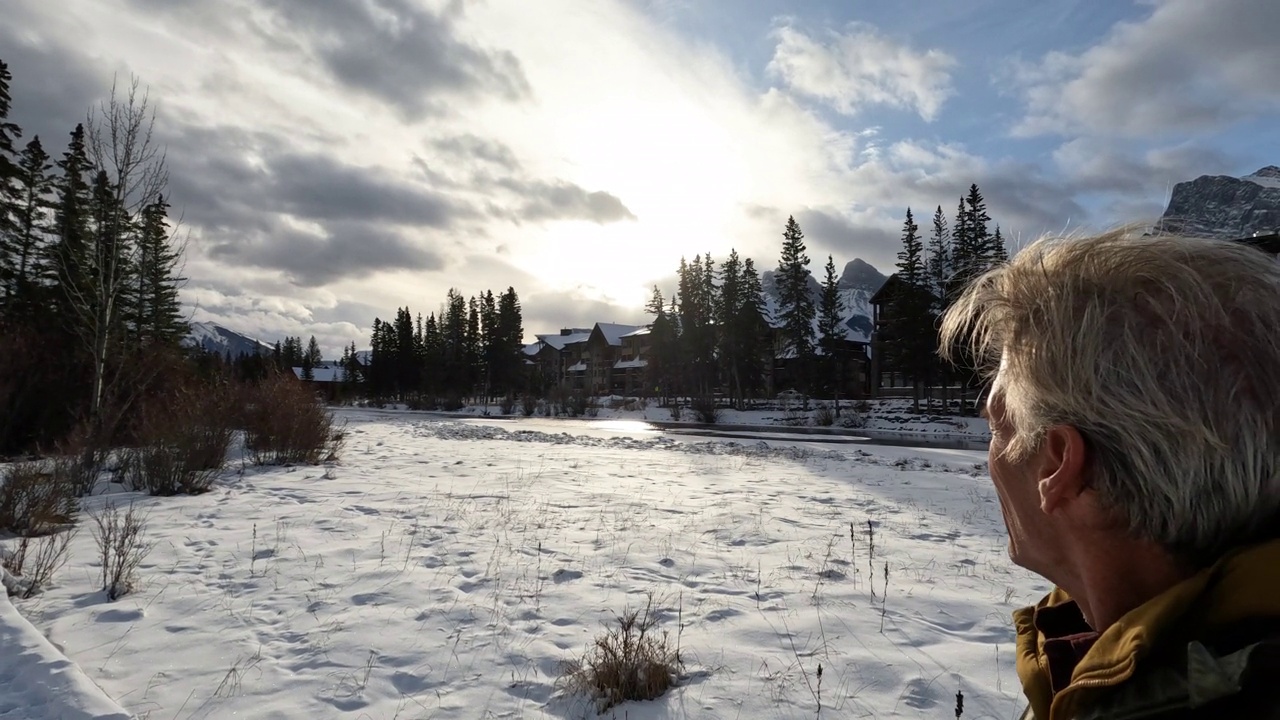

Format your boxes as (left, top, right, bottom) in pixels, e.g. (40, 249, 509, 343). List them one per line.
(896, 207, 924, 285)
(775, 216, 815, 392)
(738, 258, 770, 399)
(950, 196, 972, 288)
(4, 137, 55, 308)
(716, 250, 744, 408)
(51, 125, 92, 319)
(816, 255, 845, 403)
(886, 207, 939, 412)
(133, 194, 185, 345)
(925, 205, 949, 310)
(465, 296, 481, 396)
(990, 225, 1008, 264)
(965, 184, 992, 271)
(496, 287, 523, 395)
(0, 62, 20, 249)
(644, 286, 678, 403)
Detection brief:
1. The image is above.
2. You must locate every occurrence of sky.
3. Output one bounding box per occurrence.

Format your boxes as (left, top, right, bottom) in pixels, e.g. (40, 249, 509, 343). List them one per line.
(4, 0, 1278, 354)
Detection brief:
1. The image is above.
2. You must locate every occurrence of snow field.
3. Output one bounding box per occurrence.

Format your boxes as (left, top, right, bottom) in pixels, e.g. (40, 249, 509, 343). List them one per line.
(8, 410, 1046, 719)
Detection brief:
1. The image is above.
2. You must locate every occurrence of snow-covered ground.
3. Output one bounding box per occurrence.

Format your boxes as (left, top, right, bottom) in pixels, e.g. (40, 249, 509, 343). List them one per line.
(3, 408, 1043, 719)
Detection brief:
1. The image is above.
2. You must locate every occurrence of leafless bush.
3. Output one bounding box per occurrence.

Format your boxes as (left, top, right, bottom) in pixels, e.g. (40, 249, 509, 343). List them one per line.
(668, 402, 682, 421)
(567, 392, 589, 417)
(500, 393, 517, 415)
(521, 394, 537, 417)
(242, 373, 343, 465)
(2, 528, 77, 598)
(559, 596, 684, 712)
(120, 384, 235, 495)
(813, 404, 836, 427)
(691, 395, 721, 424)
(89, 500, 151, 601)
(0, 460, 79, 535)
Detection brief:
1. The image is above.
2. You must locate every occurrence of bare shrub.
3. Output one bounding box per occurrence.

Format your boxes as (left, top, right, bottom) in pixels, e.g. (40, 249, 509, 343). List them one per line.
(242, 373, 343, 466)
(2, 529, 77, 599)
(560, 597, 684, 712)
(521, 394, 537, 417)
(567, 392, 589, 418)
(668, 402, 682, 421)
(0, 460, 78, 535)
(813, 404, 836, 427)
(691, 395, 720, 424)
(500, 393, 517, 415)
(585, 398, 601, 418)
(89, 500, 151, 601)
(120, 383, 236, 495)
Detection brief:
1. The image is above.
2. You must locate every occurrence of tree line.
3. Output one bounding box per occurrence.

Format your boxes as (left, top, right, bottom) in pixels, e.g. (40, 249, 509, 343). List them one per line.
(880, 183, 1008, 410)
(0, 60, 188, 454)
(361, 287, 525, 407)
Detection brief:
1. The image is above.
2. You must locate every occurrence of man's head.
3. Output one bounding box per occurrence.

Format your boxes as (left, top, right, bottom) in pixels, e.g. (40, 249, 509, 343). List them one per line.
(941, 230, 1280, 576)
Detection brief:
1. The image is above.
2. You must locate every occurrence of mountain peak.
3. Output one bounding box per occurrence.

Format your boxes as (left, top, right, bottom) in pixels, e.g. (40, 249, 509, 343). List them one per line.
(838, 259, 887, 293)
(1248, 166, 1280, 179)
(184, 321, 274, 357)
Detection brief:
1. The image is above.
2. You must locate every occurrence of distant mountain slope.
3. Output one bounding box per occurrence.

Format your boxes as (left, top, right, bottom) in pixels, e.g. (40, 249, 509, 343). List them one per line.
(1159, 165, 1280, 239)
(184, 321, 274, 357)
(761, 258, 887, 344)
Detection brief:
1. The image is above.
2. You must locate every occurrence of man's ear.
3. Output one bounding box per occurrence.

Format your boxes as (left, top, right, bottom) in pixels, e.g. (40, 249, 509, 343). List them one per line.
(1037, 425, 1088, 514)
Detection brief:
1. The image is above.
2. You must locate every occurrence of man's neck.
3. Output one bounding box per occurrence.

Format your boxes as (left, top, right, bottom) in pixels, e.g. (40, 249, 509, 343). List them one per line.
(1057, 537, 1192, 632)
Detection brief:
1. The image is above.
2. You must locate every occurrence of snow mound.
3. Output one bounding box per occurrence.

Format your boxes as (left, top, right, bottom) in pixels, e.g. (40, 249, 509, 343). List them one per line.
(0, 592, 132, 720)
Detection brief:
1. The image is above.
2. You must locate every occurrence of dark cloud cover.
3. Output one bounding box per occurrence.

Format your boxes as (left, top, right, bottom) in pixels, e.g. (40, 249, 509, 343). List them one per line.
(258, 0, 531, 121)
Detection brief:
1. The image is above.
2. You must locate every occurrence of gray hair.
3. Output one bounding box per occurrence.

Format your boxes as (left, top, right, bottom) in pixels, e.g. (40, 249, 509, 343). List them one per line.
(940, 229, 1280, 563)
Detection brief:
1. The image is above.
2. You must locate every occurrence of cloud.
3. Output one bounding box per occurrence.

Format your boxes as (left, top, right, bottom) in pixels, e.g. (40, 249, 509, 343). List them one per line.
(767, 21, 956, 121)
(258, 0, 531, 121)
(1010, 0, 1280, 137)
(0, 13, 109, 145)
(1052, 138, 1234, 196)
(498, 179, 637, 224)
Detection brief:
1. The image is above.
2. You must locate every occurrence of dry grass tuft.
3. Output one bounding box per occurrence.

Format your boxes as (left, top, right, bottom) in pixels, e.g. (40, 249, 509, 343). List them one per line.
(560, 596, 684, 712)
(2, 528, 77, 598)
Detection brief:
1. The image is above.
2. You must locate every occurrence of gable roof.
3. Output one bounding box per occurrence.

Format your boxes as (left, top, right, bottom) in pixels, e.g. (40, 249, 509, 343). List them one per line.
(591, 323, 644, 346)
(535, 331, 592, 350)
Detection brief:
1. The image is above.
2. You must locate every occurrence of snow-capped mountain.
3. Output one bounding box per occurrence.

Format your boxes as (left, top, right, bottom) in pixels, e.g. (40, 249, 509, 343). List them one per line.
(761, 259, 888, 344)
(1158, 165, 1280, 239)
(183, 321, 274, 357)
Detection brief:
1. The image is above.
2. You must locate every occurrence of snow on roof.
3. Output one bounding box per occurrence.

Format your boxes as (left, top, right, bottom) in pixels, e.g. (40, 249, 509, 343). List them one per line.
(292, 366, 344, 383)
(522, 342, 542, 356)
(594, 323, 643, 346)
(613, 358, 648, 369)
(566, 362, 587, 372)
(536, 332, 591, 350)
(619, 326, 651, 338)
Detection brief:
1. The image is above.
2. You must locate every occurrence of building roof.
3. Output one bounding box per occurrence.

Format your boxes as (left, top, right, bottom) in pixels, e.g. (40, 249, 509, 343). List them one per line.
(592, 323, 644, 346)
(619, 326, 651, 339)
(291, 365, 344, 383)
(536, 331, 592, 350)
(613, 358, 648, 369)
(566, 361, 587, 373)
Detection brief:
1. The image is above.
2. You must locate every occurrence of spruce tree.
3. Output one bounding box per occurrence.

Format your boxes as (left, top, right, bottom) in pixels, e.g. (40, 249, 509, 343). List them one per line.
(965, 184, 991, 271)
(926, 205, 949, 310)
(717, 250, 744, 407)
(896, 207, 924, 285)
(644, 286, 677, 403)
(816, 254, 845, 402)
(775, 216, 815, 392)
(51, 125, 92, 318)
(990, 225, 1008, 264)
(496, 287, 523, 395)
(950, 196, 972, 288)
(133, 194, 185, 345)
(6, 137, 55, 308)
(738, 258, 770, 399)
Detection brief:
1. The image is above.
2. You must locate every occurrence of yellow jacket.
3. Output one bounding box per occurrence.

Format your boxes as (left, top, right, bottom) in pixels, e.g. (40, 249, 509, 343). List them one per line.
(1014, 539, 1280, 720)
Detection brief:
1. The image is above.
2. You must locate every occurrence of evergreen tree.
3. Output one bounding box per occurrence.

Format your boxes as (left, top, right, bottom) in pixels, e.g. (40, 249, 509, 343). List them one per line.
(132, 194, 186, 345)
(990, 225, 1008, 264)
(716, 250, 744, 408)
(4, 136, 55, 307)
(925, 205, 949, 310)
(479, 290, 498, 399)
(644, 286, 678, 402)
(495, 287, 523, 395)
(816, 255, 845, 402)
(896, 207, 924, 285)
(0, 61, 20, 252)
(950, 196, 972, 288)
(885, 207, 940, 411)
(737, 258, 770, 399)
(965, 184, 992, 270)
(51, 125, 92, 319)
(465, 295, 481, 395)
(775, 216, 815, 392)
